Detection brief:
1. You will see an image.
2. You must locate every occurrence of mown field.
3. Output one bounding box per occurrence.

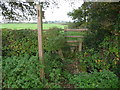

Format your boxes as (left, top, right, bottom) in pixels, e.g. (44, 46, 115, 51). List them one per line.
(0, 23, 67, 30)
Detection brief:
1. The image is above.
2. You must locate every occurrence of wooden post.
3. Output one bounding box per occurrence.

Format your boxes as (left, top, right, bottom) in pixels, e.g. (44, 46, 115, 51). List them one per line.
(78, 42, 82, 52)
(36, 4, 44, 79)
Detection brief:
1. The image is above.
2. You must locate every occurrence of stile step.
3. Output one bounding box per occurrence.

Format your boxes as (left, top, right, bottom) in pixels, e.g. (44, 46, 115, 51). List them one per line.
(64, 29, 88, 32)
(66, 40, 79, 43)
(65, 36, 84, 38)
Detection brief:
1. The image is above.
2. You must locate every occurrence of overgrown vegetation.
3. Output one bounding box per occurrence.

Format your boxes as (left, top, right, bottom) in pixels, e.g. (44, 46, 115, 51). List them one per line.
(2, 2, 120, 88)
(2, 28, 120, 88)
(69, 70, 119, 88)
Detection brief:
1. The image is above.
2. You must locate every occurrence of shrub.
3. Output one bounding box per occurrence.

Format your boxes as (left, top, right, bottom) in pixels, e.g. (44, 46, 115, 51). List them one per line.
(2, 28, 67, 88)
(79, 35, 119, 74)
(69, 70, 119, 88)
(44, 52, 63, 83)
(2, 28, 66, 56)
(2, 53, 64, 88)
(67, 22, 78, 29)
(2, 54, 44, 88)
(2, 29, 38, 56)
(43, 27, 66, 52)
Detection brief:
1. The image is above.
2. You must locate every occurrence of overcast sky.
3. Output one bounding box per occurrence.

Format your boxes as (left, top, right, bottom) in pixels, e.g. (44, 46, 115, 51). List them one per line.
(0, 0, 84, 22)
(44, 0, 84, 21)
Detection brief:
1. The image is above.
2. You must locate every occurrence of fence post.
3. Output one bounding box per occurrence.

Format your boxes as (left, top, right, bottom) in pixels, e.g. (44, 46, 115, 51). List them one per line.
(78, 41, 82, 52)
(36, 4, 44, 79)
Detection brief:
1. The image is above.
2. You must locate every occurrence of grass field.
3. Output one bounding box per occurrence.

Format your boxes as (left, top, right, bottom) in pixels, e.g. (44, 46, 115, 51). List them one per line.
(0, 23, 67, 30)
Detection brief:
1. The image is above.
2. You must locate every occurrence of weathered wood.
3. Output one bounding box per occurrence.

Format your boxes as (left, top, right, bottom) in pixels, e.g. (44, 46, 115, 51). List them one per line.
(43, 29, 49, 31)
(78, 42, 82, 52)
(36, 4, 44, 79)
(68, 44, 78, 46)
(65, 36, 84, 38)
(64, 29, 88, 32)
(32, 29, 49, 31)
(66, 40, 79, 43)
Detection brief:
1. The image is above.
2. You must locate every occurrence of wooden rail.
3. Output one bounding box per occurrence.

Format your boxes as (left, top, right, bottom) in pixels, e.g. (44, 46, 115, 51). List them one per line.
(65, 36, 84, 38)
(66, 40, 79, 43)
(64, 28, 88, 52)
(64, 29, 88, 32)
(68, 44, 78, 46)
(31, 28, 88, 52)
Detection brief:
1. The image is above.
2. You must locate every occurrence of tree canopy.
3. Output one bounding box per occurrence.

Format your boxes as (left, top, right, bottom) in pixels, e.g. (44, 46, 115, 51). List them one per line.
(0, 0, 59, 21)
(68, 2, 120, 49)
(0, 0, 78, 21)
(69, 2, 120, 34)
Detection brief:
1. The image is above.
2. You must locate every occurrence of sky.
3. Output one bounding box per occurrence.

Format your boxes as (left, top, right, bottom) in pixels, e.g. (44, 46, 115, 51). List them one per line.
(44, 0, 84, 22)
(0, 0, 84, 22)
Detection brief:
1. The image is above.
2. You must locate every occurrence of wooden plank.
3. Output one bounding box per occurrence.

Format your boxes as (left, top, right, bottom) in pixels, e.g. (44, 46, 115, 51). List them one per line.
(68, 44, 78, 46)
(43, 29, 49, 31)
(32, 29, 49, 31)
(65, 36, 84, 38)
(66, 40, 79, 43)
(64, 29, 88, 32)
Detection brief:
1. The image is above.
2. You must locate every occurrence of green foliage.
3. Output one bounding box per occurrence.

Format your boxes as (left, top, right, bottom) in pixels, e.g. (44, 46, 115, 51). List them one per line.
(43, 27, 66, 51)
(69, 2, 120, 32)
(0, 1, 35, 21)
(2, 29, 38, 56)
(2, 53, 64, 88)
(69, 70, 119, 88)
(83, 30, 107, 50)
(44, 52, 64, 84)
(2, 28, 66, 88)
(67, 22, 81, 29)
(2, 54, 44, 88)
(68, 2, 120, 49)
(2, 27, 66, 56)
(67, 22, 88, 29)
(68, 2, 119, 79)
(78, 35, 119, 74)
(2, 25, 119, 88)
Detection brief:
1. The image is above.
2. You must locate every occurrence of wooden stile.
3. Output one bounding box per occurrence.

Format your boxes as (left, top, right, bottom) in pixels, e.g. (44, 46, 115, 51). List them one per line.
(64, 28, 88, 52)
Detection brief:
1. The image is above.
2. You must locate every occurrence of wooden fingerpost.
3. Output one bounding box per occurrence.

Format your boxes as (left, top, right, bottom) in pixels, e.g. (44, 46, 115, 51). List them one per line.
(36, 4, 44, 79)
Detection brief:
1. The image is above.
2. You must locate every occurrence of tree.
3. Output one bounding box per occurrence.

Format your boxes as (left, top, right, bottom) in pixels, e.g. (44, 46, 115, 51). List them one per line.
(68, 2, 89, 28)
(0, 0, 59, 21)
(69, 2, 120, 31)
(68, 2, 120, 49)
(0, 0, 79, 21)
